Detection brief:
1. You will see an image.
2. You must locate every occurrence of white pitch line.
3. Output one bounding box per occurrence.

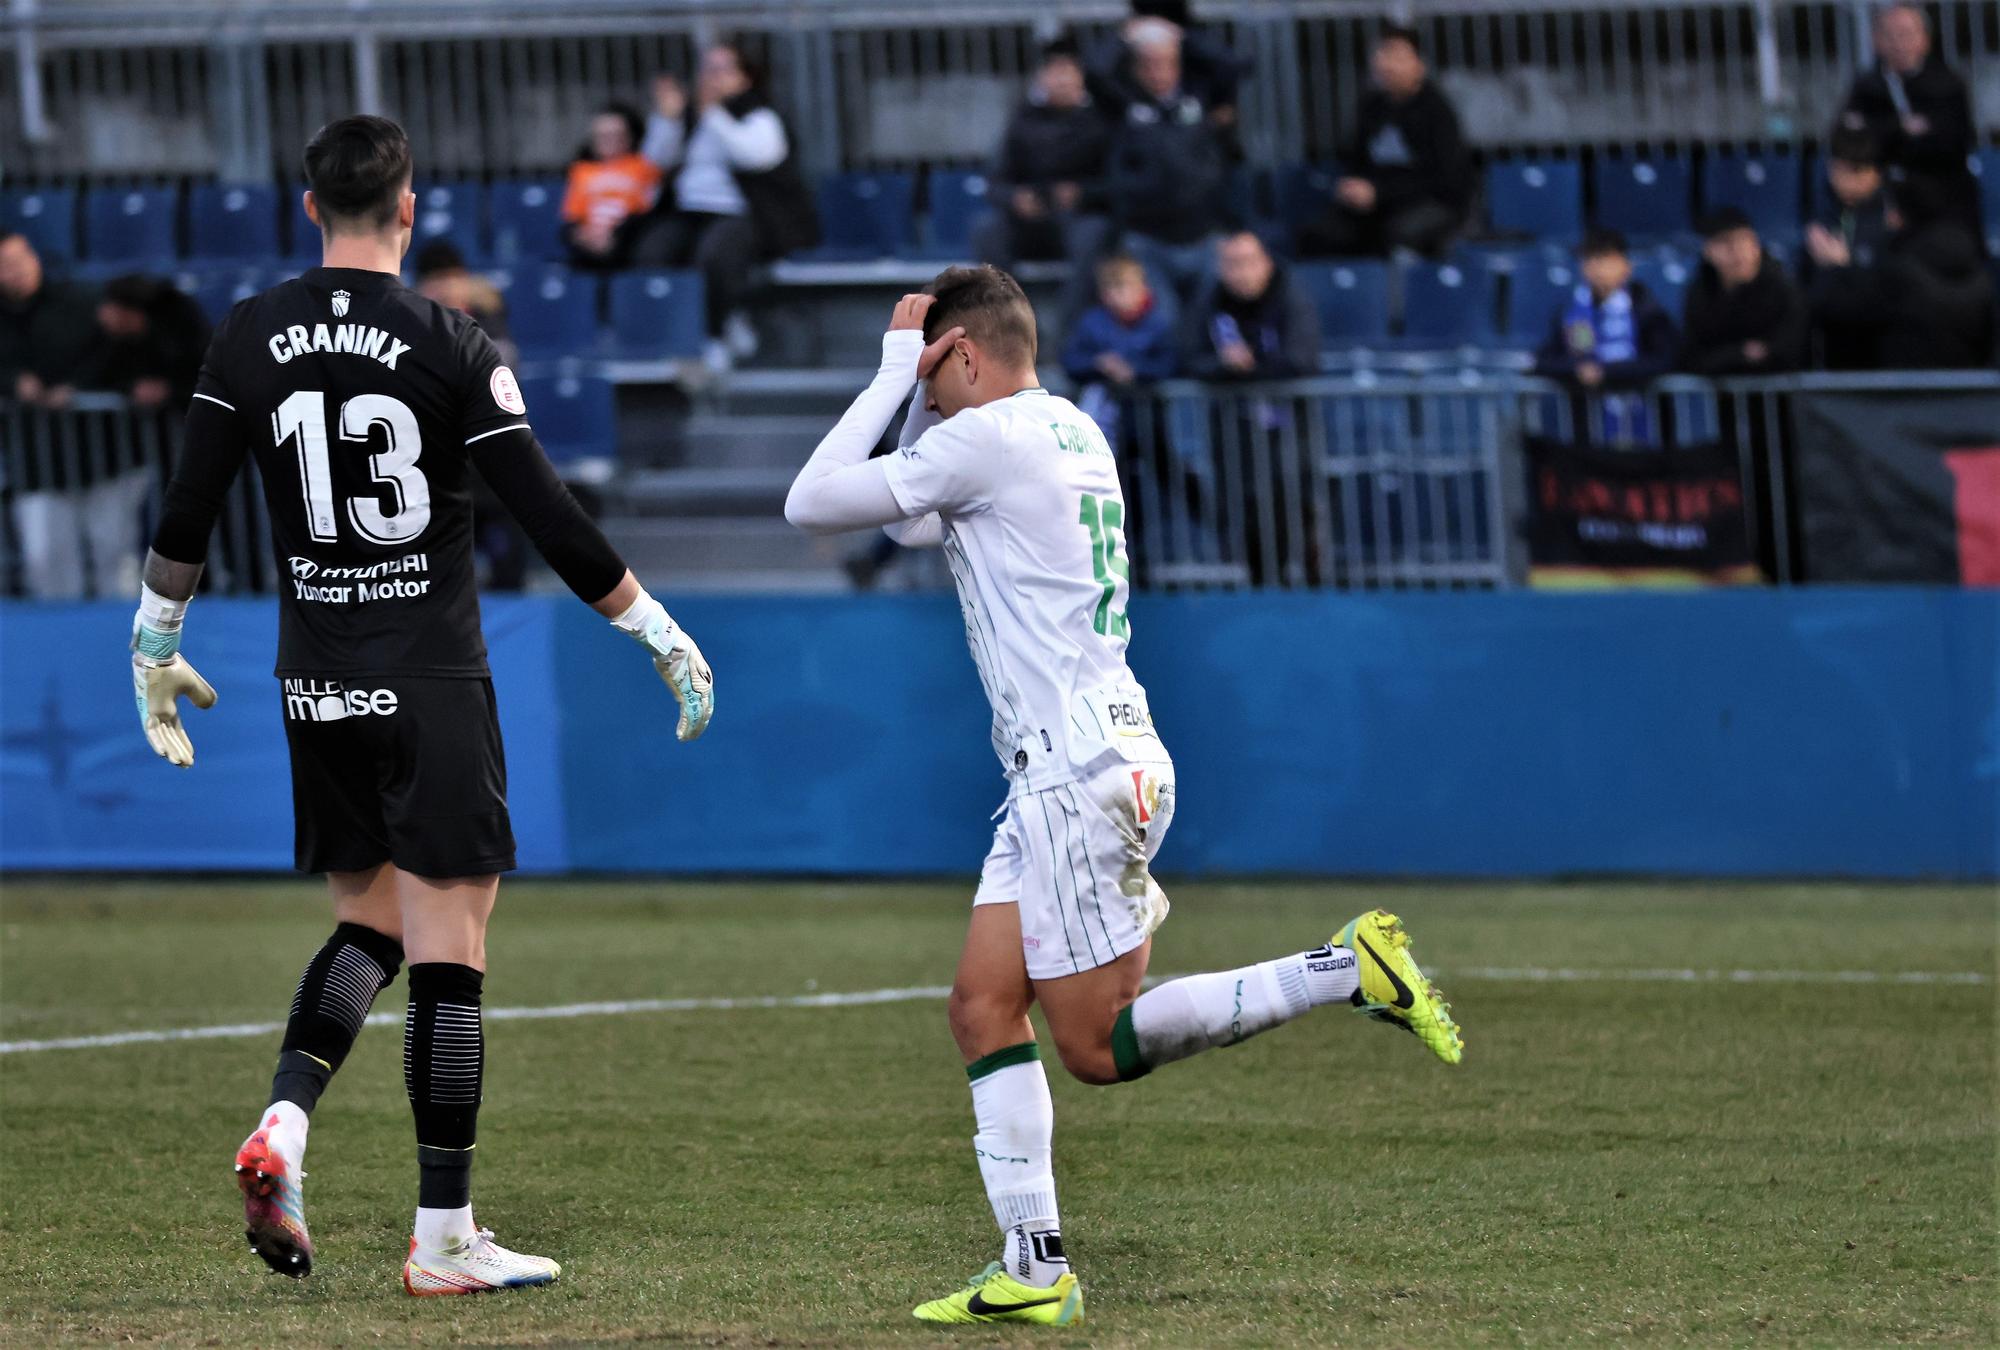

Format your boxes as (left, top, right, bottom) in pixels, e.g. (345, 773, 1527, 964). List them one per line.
(0, 967, 1987, 1057)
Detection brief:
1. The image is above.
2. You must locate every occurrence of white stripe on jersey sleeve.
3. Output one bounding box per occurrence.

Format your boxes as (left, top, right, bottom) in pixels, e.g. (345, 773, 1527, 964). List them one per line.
(191, 392, 237, 412)
(465, 422, 532, 445)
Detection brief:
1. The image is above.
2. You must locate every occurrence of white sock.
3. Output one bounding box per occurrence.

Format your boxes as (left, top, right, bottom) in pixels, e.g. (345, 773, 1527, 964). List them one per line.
(414, 1205, 477, 1250)
(968, 1046, 1068, 1287)
(1119, 946, 1359, 1075)
(261, 1100, 310, 1170)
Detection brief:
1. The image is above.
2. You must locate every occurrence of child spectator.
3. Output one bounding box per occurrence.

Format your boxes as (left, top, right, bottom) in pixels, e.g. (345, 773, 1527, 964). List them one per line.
(1063, 257, 1177, 396)
(562, 103, 661, 269)
(1534, 229, 1678, 445)
(1808, 129, 1897, 276)
(1679, 208, 1806, 375)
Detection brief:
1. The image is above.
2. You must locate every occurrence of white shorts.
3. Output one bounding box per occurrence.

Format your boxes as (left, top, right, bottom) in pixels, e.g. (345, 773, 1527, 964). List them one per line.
(974, 760, 1176, 980)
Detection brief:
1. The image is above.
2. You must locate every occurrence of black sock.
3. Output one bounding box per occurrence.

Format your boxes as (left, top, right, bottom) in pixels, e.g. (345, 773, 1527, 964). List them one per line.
(404, 962, 485, 1210)
(268, 922, 404, 1115)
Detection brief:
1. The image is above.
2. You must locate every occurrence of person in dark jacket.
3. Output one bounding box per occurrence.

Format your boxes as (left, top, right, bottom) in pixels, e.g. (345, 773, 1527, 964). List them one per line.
(1806, 128, 1898, 283)
(973, 45, 1115, 321)
(1185, 230, 1320, 378)
(1679, 209, 1807, 375)
(1085, 1, 1247, 132)
(1534, 230, 1679, 445)
(1300, 25, 1472, 258)
(637, 40, 821, 367)
(1834, 2, 1983, 239)
(0, 232, 100, 411)
(1098, 19, 1233, 317)
(82, 274, 212, 409)
(1809, 179, 1996, 371)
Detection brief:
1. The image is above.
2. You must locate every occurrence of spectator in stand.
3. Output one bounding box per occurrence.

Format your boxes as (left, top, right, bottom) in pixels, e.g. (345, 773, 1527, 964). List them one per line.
(638, 41, 821, 371)
(1807, 128, 1898, 280)
(562, 103, 662, 270)
(1086, 1, 1246, 133)
(415, 241, 527, 590)
(1097, 19, 1233, 317)
(1834, 2, 1982, 239)
(1299, 25, 1472, 259)
(1184, 230, 1319, 378)
(974, 43, 1114, 322)
(1807, 179, 1995, 371)
(414, 239, 516, 363)
(0, 232, 98, 412)
(83, 274, 212, 409)
(1534, 230, 1678, 445)
(1062, 254, 1176, 441)
(0, 233, 150, 598)
(1678, 208, 1807, 376)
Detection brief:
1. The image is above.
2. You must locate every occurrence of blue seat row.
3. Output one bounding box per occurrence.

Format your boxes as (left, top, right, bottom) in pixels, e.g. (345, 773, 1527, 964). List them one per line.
(1298, 249, 1699, 350)
(171, 263, 706, 363)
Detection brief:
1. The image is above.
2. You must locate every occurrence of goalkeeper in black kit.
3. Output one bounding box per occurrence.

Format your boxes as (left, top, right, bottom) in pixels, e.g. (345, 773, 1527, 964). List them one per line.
(128, 115, 713, 1294)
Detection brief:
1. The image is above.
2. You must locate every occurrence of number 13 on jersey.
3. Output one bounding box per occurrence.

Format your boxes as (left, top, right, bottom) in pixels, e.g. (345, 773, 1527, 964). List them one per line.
(1079, 491, 1130, 639)
(275, 389, 432, 545)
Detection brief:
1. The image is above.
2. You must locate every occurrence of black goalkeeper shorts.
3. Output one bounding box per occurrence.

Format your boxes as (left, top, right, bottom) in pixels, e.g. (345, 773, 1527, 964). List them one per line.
(281, 675, 516, 878)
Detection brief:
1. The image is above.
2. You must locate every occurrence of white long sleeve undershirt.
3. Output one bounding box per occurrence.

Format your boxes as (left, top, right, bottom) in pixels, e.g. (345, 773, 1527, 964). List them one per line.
(783, 330, 944, 546)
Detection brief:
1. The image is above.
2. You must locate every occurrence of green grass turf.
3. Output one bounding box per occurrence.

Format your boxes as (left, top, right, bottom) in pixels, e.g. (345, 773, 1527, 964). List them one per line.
(0, 879, 1993, 1347)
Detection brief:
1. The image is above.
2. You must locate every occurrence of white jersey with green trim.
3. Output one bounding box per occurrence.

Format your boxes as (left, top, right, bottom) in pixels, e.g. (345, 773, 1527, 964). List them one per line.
(881, 387, 1170, 797)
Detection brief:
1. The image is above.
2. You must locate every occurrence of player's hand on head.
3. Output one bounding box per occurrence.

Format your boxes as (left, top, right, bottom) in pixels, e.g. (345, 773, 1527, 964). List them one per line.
(918, 325, 965, 379)
(889, 293, 934, 332)
(131, 653, 217, 768)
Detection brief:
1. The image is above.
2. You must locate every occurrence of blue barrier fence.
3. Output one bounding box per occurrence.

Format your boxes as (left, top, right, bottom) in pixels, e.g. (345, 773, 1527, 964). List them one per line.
(1, 590, 1994, 879)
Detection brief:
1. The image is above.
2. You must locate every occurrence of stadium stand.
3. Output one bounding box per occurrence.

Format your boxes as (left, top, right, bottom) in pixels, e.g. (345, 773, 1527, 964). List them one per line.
(83, 186, 179, 264)
(490, 179, 568, 266)
(503, 268, 603, 361)
(187, 183, 280, 264)
(1700, 150, 1803, 241)
(1592, 154, 1694, 241)
(1485, 160, 1584, 242)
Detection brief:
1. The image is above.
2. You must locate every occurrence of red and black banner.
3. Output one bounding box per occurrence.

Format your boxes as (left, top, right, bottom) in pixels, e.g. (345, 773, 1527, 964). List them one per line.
(1792, 395, 2000, 585)
(1524, 437, 1758, 586)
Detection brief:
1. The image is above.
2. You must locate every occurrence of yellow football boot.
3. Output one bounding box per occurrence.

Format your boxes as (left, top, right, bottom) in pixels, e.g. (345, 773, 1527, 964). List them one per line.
(913, 1262, 1084, 1326)
(1335, 909, 1464, 1065)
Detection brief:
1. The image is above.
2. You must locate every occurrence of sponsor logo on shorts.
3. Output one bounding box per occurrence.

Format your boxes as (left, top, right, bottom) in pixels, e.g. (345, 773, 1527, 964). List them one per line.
(1022, 935, 1041, 950)
(283, 678, 400, 722)
(287, 553, 431, 604)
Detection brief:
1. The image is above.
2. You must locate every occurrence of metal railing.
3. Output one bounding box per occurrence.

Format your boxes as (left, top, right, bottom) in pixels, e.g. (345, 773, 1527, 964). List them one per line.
(16, 370, 1992, 598)
(5, 1, 1995, 181)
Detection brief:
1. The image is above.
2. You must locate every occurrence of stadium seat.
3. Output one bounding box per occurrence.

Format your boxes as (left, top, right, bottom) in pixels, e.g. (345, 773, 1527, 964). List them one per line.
(1486, 160, 1583, 242)
(1294, 261, 1391, 347)
(1, 187, 79, 262)
(520, 371, 616, 467)
(1272, 162, 1342, 235)
(1593, 155, 1693, 240)
(1502, 259, 1577, 345)
(489, 178, 567, 264)
(412, 182, 486, 261)
(1701, 150, 1802, 240)
(1975, 149, 2000, 238)
(187, 183, 280, 263)
(83, 186, 180, 264)
(924, 169, 989, 258)
(809, 171, 915, 258)
(179, 267, 268, 323)
(607, 269, 706, 359)
(503, 268, 602, 361)
(1631, 252, 1694, 320)
(1399, 258, 1497, 345)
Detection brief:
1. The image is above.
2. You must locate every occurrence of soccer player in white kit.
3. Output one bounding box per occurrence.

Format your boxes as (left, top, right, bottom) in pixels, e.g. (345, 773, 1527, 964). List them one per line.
(785, 268, 1464, 1326)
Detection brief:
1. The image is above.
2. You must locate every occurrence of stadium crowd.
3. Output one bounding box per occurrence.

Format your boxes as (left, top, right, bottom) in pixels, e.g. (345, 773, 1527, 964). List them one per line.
(2, 0, 1996, 596)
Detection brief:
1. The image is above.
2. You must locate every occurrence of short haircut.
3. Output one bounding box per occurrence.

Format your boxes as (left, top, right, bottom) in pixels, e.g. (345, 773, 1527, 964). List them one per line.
(1829, 126, 1882, 167)
(303, 115, 412, 233)
(414, 238, 467, 278)
(101, 273, 170, 310)
(1579, 227, 1629, 259)
(924, 264, 1038, 370)
(593, 102, 645, 155)
(1875, 1, 1928, 30)
(1040, 35, 1082, 65)
(1697, 206, 1755, 239)
(1378, 23, 1421, 53)
(1096, 254, 1145, 287)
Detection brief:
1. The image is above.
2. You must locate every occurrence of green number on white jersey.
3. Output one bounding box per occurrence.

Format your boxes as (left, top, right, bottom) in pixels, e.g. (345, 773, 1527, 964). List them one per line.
(1079, 491, 1130, 639)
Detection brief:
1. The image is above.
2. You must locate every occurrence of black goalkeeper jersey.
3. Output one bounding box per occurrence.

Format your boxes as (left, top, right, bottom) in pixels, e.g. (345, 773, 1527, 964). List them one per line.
(193, 267, 529, 677)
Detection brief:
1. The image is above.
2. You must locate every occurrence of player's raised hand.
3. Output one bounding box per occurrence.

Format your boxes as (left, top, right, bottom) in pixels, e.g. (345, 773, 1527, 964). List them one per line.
(132, 653, 217, 768)
(889, 292, 934, 331)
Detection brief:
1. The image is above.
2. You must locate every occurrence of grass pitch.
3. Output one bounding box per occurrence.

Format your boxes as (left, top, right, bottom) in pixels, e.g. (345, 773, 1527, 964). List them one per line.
(0, 878, 1993, 1347)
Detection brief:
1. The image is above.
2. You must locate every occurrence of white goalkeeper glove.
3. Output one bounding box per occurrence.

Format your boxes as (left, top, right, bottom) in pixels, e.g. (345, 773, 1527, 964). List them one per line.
(131, 587, 218, 768)
(610, 590, 713, 742)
